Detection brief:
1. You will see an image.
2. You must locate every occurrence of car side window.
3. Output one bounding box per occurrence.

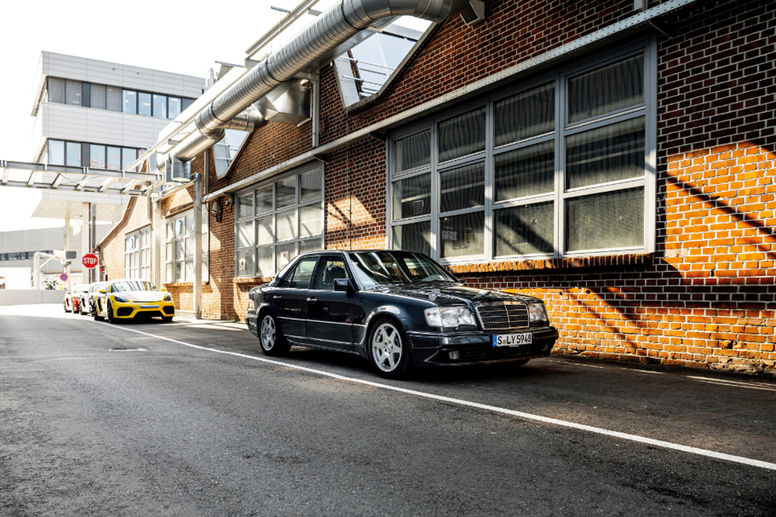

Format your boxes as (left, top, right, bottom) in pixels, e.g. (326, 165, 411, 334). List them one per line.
(285, 257, 318, 289)
(312, 258, 348, 290)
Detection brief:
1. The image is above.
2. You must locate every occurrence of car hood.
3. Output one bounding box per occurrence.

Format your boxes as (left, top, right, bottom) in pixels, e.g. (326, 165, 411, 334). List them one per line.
(114, 291, 167, 303)
(366, 282, 540, 306)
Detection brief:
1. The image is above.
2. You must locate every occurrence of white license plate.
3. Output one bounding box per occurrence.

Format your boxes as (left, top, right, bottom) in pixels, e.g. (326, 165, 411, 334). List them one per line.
(492, 333, 533, 347)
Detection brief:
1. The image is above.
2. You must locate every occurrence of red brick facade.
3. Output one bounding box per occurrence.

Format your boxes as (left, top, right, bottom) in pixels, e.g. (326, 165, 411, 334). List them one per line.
(99, 0, 775, 376)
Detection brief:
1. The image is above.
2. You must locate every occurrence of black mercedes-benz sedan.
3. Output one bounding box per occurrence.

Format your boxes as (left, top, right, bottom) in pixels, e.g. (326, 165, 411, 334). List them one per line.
(245, 250, 558, 378)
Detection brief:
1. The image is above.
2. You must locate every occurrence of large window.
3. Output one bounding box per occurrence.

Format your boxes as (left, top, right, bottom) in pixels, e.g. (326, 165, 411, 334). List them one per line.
(388, 44, 655, 262)
(165, 209, 208, 283)
(124, 226, 151, 280)
(236, 165, 324, 278)
(45, 77, 195, 119)
(47, 139, 142, 171)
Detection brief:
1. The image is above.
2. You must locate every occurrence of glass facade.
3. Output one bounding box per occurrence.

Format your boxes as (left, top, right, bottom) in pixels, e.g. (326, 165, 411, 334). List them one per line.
(165, 209, 208, 283)
(47, 139, 141, 171)
(235, 166, 324, 278)
(46, 77, 194, 119)
(389, 47, 654, 261)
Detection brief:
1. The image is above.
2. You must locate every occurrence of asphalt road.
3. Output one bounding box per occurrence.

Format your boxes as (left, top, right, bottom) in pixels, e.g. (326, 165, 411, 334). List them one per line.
(1, 304, 775, 516)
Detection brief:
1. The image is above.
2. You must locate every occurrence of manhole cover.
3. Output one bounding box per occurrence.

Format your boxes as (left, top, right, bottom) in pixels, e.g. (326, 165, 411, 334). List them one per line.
(109, 347, 147, 352)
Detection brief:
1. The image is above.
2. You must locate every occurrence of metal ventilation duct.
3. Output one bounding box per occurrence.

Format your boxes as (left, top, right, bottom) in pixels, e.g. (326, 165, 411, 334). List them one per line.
(170, 0, 466, 161)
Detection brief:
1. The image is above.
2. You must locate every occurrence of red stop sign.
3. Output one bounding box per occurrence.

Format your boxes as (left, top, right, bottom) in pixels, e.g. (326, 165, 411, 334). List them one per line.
(82, 253, 99, 269)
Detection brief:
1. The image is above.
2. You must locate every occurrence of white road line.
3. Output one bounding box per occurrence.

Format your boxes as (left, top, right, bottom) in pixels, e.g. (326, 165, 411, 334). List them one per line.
(102, 322, 776, 472)
(687, 376, 776, 392)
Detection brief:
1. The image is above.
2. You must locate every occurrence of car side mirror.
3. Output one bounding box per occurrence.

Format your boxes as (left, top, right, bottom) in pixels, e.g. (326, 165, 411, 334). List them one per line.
(98, 289, 107, 294)
(333, 278, 353, 294)
(160, 287, 167, 292)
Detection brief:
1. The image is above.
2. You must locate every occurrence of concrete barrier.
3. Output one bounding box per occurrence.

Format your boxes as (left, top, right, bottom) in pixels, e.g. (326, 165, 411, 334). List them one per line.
(0, 290, 65, 306)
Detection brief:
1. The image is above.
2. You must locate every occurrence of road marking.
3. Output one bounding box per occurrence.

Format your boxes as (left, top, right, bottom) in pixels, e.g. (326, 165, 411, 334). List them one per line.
(102, 322, 776, 472)
(686, 376, 776, 392)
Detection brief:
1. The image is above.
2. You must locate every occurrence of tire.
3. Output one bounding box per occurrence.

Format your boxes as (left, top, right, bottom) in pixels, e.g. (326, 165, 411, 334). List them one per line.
(92, 300, 103, 321)
(367, 318, 411, 379)
(258, 313, 289, 356)
(64, 302, 69, 313)
(161, 316, 173, 323)
(513, 359, 530, 367)
(106, 301, 115, 324)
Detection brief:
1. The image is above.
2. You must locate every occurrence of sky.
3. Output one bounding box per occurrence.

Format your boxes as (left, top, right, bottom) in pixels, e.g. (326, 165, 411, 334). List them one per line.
(0, 0, 289, 231)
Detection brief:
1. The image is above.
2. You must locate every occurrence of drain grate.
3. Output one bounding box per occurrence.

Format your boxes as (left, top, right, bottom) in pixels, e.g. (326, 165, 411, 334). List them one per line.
(109, 347, 147, 352)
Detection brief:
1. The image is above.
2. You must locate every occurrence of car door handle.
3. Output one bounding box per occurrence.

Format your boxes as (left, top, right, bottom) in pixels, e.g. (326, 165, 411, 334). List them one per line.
(306, 297, 317, 303)
(272, 295, 283, 300)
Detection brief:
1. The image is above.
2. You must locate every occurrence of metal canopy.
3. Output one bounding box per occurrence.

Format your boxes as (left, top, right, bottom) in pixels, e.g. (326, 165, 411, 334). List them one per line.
(0, 160, 162, 196)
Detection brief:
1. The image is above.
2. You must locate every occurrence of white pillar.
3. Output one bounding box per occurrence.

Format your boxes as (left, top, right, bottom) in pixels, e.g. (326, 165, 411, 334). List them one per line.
(193, 173, 202, 319)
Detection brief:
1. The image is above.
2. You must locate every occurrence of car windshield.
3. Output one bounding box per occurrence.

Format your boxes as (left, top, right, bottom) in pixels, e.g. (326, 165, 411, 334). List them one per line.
(349, 251, 457, 287)
(112, 280, 156, 292)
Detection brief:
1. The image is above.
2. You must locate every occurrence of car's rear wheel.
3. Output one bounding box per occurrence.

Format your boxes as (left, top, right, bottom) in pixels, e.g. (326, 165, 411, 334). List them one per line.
(368, 318, 411, 379)
(258, 313, 289, 356)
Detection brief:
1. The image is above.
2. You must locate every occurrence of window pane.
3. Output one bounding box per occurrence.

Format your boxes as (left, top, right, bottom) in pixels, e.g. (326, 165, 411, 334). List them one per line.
(495, 202, 554, 256)
(257, 246, 273, 277)
(495, 83, 554, 146)
(566, 117, 644, 189)
(238, 193, 253, 219)
(299, 169, 322, 203)
(138, 92, 152, 116)
(440, 162, 484, 212)
(392, 221, 430, 255)
(168, 97, 181, 118)
(122, 148, 137, 171)
(440, 211, 484, 258)
(48, 78, 65, 103)
(90, 84, 107, 109)
(237, 221, 254, 248)
(65, 80, 82, 106)
(90, 144, 106, 169)
(106, 147, 121, 170)
(237, 249, 255, 277)
(276, 243, 296, 271)
(569, 55, 644, 123)
(66, 142, 81, 167)
(257, 216, 273, 244)
(122, 90, 137, 114)
(288, 257, 316, 288)
(300, 239, 321, 254)
(392, 174, 430, 220)
(299, 204, 323, 238)
(276, 210, 296, 241)
(153, 94, 167, 118)
(438, 108, 485, 162)
(566, 188, 644, 251)
(256, 186, 273, 214)
(175, 241, 184, 260)
(107, 86, 122, 111)
(47, 140, 64, 165)
(182, 98, 194, 111)
(396, 130, 430, 172)
(276, 176, 296, 208)
(495, 141, 554, 201)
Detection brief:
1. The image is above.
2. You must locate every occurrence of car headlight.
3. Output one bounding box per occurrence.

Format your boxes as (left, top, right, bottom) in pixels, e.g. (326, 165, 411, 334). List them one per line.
(424, 306, 476, 329)
(113, 295, 128, 303)
(247, 297, 256, 311)
(164, 293, 172, 302)
(527, 301, 548, 323)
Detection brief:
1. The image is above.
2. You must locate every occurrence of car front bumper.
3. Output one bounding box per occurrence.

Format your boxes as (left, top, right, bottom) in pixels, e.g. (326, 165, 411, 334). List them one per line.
(406, 326, 559, 366)
(112, 300, 175, 319)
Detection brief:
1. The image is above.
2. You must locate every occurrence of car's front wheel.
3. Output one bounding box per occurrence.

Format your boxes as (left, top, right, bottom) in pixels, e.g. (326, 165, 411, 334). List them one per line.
(106, 301, 115, 323)
(368, 318, 411, 379)
(258, 313, 289, 356)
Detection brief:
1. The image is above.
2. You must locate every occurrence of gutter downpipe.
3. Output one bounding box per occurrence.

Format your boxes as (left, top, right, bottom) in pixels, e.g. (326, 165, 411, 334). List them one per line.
(168, 0, 466, 162)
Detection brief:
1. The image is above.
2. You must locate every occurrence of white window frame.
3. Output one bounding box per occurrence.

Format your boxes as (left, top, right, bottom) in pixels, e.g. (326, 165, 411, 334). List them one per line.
(386, 39, 657, 264)
(124, 226, 151, 280)
(164, 209, 208, 283)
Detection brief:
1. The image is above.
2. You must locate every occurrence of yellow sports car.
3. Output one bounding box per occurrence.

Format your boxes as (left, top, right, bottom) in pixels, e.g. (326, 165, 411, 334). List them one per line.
(92, 279, 175, 323)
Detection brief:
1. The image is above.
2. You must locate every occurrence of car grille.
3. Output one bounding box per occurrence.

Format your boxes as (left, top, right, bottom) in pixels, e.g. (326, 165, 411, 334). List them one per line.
(474, 301, 529, 331)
